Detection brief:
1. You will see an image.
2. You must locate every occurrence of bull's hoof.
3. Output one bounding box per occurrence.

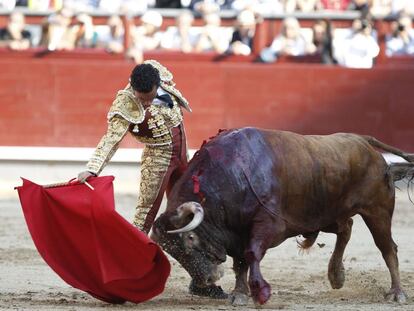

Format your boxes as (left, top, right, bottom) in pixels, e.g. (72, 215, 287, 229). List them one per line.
(385, 287, 407, 303)
(189, 280, 228, 299)
(229, 291, 249, 306)
(250, 280, 271, 305)
(328, 260, 345, 289)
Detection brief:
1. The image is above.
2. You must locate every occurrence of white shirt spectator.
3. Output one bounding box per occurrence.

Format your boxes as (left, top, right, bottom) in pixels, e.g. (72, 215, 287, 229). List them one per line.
(194, 12, 230, 53)
(386, 16, 414, 56)
(131, 10, 163, 51)
(161, 27, 198, 50)
(46, 8, 74, 50)
(161, 11, 198, 52)
(96, 15, 124, 53)
(335, 30, 380, 68)
(269, 34, 308, 56)
(386, 32, 414, 56)
(270, 17, 309, 56)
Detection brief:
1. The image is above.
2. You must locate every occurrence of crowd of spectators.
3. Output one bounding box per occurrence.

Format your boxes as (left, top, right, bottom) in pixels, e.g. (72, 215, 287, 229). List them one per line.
(0, 0, 413, 68)
(1, 0, 413, 16)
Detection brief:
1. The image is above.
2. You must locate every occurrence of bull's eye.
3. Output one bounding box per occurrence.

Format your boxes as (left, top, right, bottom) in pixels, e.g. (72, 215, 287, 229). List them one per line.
(188, 234, 194, 240)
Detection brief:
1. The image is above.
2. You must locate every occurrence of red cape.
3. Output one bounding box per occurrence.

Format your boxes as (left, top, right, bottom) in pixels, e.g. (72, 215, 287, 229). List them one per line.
(16, 176, 170, 304)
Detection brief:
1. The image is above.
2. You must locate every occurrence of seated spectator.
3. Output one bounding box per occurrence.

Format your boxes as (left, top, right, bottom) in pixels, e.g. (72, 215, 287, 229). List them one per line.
(227, 9, 256, 56)
(194, 7, 230, 53)
(260, 17, 310, 62)
(43, 7, 74, 51)
(0, 12, 31, 50)
(70, 13, 98, 48)
(320, 0, 350, 10)
(334, 19, 380, 68)
(308, 19, 336, 64)
(132, 10, 163, 50)
(96, 15, 124, 53)
(161, 10, 196, 53)
(284, 0, 322, 12)
(127, 10, 164, 63)
(386, 15, 414, 56)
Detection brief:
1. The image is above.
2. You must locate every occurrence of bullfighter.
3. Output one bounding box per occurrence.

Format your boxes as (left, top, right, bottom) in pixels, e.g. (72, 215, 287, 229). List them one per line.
(78, 60, 190, 234)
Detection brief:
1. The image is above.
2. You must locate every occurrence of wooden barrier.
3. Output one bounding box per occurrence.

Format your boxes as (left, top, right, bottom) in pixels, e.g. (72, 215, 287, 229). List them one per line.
(0, 51, 413, 151)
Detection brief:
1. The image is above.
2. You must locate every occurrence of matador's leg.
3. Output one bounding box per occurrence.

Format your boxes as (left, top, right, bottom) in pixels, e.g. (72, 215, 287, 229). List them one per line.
(133, 144, 173, 234)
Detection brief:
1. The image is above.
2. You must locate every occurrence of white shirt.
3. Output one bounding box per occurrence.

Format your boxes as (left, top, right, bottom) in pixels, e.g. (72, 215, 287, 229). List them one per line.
(335, 33, 380, 69)
(152, 87, 170, 108)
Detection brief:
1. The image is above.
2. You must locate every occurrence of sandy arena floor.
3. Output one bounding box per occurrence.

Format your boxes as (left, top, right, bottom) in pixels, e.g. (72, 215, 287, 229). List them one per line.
(1, 187, 414, 311)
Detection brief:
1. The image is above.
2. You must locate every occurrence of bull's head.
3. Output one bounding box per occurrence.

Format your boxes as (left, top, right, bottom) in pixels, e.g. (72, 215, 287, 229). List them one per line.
(151, 202, 226, 287)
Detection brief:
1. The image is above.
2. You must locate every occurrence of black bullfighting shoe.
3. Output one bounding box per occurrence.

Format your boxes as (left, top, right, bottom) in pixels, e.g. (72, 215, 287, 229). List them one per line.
(189, 279, 228, 299)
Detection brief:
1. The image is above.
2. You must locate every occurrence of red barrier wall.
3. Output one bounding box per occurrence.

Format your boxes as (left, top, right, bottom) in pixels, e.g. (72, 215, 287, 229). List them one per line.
(1, 53, 414, 151)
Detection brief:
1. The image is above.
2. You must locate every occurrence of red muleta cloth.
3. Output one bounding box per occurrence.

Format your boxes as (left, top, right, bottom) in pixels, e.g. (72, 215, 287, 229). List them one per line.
(16, 176, 170, 304)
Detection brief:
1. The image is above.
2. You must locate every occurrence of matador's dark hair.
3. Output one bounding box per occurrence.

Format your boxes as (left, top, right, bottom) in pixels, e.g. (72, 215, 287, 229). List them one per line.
(130, 63, 160, 93)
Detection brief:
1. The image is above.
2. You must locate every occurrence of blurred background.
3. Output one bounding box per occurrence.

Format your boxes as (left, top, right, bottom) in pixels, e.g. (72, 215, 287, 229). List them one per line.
(1, 0, 413, 197)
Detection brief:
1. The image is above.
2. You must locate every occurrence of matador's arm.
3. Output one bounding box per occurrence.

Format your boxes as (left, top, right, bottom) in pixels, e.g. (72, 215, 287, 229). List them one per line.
(86, 116, 130, 175)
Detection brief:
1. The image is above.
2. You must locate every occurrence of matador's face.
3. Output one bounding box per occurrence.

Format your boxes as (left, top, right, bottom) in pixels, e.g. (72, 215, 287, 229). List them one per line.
(134, 85, 157, 108)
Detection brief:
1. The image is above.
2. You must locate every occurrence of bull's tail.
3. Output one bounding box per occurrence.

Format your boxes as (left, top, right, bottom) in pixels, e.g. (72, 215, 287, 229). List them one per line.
(363, 135, 414, 163)
(388, 163, 414, 205)
(388, 162, 414, 182)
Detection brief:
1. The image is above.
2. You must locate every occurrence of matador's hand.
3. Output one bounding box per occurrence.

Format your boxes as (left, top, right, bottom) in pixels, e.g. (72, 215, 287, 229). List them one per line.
(77, 171, 95, 183)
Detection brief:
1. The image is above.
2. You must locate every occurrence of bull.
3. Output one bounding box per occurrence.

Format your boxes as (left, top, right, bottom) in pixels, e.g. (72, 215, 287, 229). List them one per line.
(151, 128, 414, 305)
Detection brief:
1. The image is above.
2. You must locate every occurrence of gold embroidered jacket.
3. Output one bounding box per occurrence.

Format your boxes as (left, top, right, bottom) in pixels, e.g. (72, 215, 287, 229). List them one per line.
(86, 60, 191, 175)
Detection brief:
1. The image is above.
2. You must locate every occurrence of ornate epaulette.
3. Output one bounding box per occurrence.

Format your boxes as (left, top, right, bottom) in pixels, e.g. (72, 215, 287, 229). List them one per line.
(107, 85, 145, 124)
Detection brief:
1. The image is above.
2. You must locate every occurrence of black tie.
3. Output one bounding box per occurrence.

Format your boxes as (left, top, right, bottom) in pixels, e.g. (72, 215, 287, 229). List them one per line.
(156, 94, 174, 108)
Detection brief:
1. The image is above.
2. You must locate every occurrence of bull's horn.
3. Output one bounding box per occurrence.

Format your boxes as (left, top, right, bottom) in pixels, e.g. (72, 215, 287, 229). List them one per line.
(167, 202, 204, 234)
